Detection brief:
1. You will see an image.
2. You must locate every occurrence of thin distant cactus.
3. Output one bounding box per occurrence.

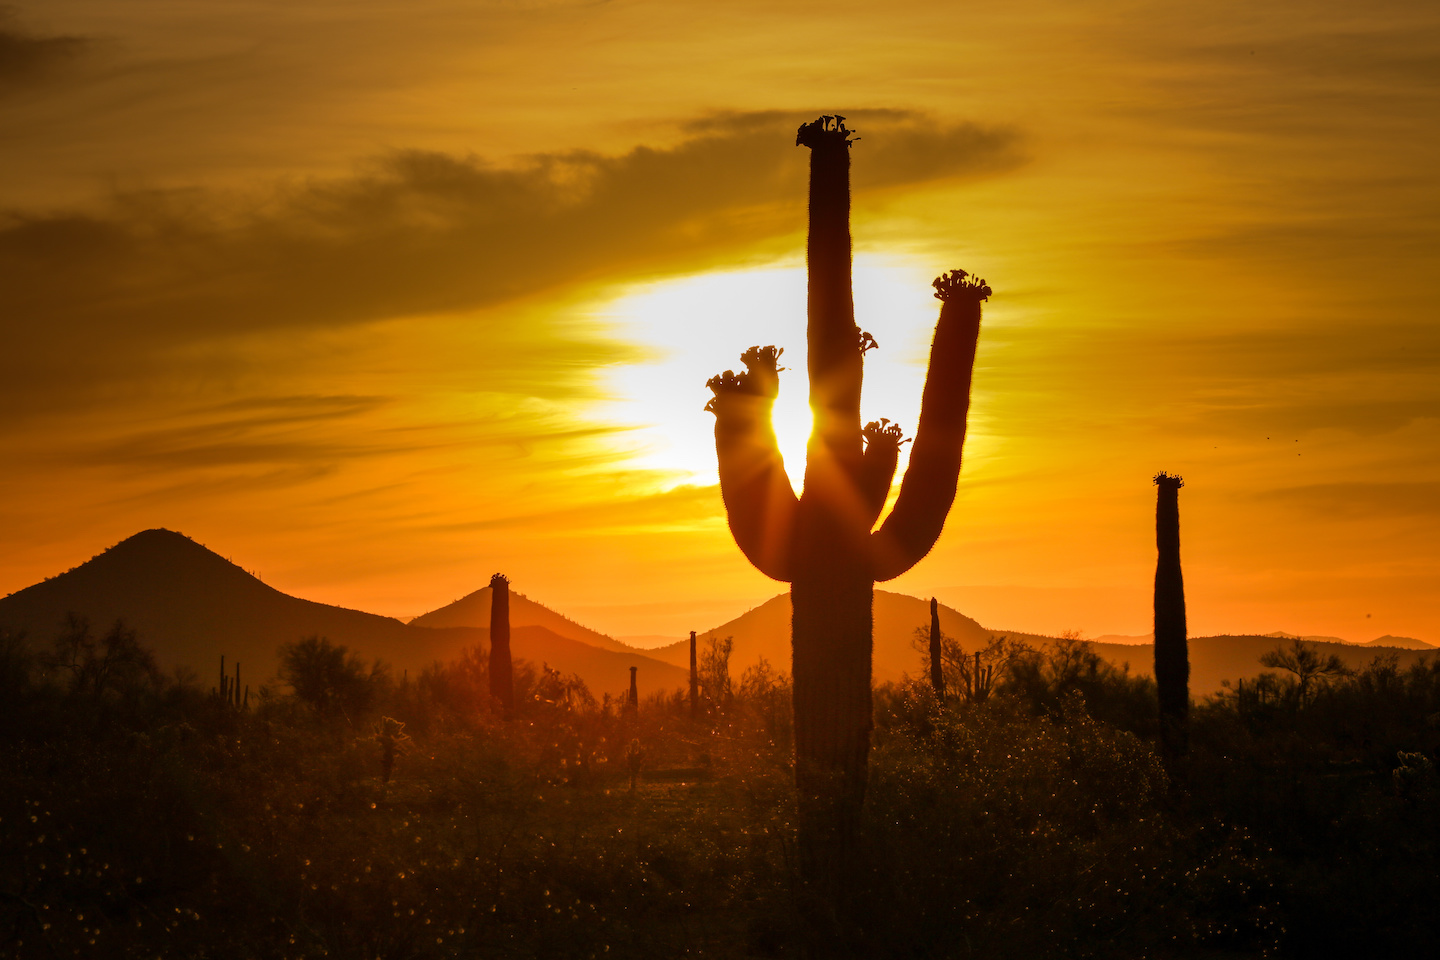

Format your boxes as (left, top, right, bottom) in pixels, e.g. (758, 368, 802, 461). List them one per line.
(1153, 472, 1189, 763)
(929, 598, 945, 700)
(626, 666, 639, 719)
(489, 573, 514, 717)
(373, 716, 410, 784)
(216, 654, 241, 708)
(707, 115, 988, 888)
(625, 738, 644, 792)
(958, 650, 994, 704)
(689, 631, 699, 721)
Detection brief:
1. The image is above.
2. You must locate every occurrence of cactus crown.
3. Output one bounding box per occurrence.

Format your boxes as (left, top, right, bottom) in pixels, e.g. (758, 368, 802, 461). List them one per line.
(795, 114, 856, 148)
(490, 572, 510, 588)
(705, 346, 787, 410)
(1153, 472, 1185, 490)
(932, 269, 992, 303)
(863, 418, 909, 448)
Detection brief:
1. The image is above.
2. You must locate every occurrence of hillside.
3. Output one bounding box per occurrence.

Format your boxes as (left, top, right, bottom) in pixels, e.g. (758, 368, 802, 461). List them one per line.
(0, 529, 689, 697)
(646, 591, 1052, 685)
(412, 586, 633, 654)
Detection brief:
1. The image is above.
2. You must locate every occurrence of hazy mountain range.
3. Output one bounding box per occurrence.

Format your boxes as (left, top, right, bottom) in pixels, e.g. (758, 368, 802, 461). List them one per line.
(1, 529, 1433, 698)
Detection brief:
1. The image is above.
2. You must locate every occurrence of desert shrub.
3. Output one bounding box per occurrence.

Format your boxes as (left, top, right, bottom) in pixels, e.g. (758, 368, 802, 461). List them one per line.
(41, 615, 160, 701)
(1001, 636, 1158, 736)
(278, 635, 387, 719)
(864, 692, 1280, 958)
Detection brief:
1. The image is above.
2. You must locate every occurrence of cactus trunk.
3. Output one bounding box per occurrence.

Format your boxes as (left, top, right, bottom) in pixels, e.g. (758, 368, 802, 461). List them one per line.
(489, 573, 513, 717)
(1153, 473, 1189, 763)
(929, 597, 945, 699)
(689, 631, 699, 720)
(707, 115, 987, 910)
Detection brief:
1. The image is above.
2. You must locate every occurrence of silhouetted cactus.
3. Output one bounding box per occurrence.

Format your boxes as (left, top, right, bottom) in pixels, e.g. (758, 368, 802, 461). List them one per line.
(1153, 472, 1189, 763)
(625, 737, 644, 792)
(929, 598, 945, 699)
(489, 573, 514, 717)
(627, 666, 638, 715)
(959, 650, 993, 703)
(689, 630, 699, 720)
(707, 115, 988, 890)
(373, 716, 410, 784)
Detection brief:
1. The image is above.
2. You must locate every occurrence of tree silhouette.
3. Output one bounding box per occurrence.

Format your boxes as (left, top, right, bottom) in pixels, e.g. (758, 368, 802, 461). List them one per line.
(1153, 472, 1189, 764)
(489, 573, 514, 717)
(278, 635, 381, 717)
(706, 115, 987, 899)
(45, 615, 158, 700)
(1260, 638, 1350, 708)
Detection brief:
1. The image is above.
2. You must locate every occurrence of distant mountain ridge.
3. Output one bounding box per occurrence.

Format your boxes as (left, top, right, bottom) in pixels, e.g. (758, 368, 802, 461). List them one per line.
(3, 529, 1433, 702)
(412, 586, 634, 654)
(0, 529, 683, 696)
(642, 591, 1053, 685)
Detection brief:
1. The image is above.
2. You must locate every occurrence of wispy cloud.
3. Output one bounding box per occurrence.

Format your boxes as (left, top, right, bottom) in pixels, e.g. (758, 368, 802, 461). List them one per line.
(0, 11, 88, 89)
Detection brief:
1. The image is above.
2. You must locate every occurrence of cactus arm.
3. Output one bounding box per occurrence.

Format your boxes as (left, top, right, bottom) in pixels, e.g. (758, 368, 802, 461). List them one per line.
(870, 270, 987, 581)
(857, 419, 905, 528)
(707, 346, 799, 582)
(797, 117, 864, 480)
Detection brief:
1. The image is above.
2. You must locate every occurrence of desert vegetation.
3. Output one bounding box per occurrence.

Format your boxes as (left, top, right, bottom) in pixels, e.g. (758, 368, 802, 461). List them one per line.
(3, 620, 1440, 958)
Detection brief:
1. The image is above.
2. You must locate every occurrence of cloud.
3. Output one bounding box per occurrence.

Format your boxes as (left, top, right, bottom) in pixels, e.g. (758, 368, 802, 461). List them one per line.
(0, 109, 1020, 422)
(0, 11, 88, 89)
(1254, 480, 1440, 522)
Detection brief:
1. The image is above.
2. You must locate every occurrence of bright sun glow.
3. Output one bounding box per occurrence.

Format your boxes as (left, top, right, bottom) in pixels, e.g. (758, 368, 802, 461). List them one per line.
(590, 255, 948, 493)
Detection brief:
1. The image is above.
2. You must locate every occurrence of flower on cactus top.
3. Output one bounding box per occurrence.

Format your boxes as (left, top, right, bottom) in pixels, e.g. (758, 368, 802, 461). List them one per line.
(705, 345, 787, 412)
(1153, 472, 1185, 490)
(863, 418, 909, 450)
(932, 269, 991, 302)
(795, 114, 856, 148)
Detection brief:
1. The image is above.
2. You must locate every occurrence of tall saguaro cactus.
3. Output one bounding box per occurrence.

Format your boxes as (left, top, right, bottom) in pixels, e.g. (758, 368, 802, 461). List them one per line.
(929, 597, 945, 699)
(1153, 473, 1189, 763)
(689, 630, 699, 720)
(707, 115, 988, 885)
(489, 573, 513, 717)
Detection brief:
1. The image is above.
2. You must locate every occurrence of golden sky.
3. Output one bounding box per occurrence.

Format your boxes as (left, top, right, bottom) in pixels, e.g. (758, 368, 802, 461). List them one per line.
(3, 0, 1438, 643)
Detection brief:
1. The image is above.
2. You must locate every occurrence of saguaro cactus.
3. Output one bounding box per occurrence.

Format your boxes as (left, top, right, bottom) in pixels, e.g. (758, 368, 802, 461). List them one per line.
(929, 597, 945, 699)
(1153, 473, 1189, 762)
(707, 115, 987, 884)
(489, 573, 514, 717)
(689, 630, 699, 720)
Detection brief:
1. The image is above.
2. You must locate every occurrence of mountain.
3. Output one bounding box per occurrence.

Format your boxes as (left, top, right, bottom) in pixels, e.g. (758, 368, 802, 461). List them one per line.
(658, 595, 1437, 697)
(0, 529, 683, 696)
(503, 625, 687, 699)
(1360, 635, 1433, 650)
(643, 591, 1052, 685)
(1262, 630, 1349, 644)
(1083, 635, 1436, 696)
(0, 529, 443, 682)
(411, 586, 633, 654)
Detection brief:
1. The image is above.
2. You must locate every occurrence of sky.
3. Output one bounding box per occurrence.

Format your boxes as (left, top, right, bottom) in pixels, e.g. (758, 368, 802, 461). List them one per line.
(2, 0, 1438, 644)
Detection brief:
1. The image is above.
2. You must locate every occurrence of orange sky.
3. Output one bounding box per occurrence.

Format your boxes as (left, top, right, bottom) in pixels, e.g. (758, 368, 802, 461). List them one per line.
(3, 1, 1438, 643)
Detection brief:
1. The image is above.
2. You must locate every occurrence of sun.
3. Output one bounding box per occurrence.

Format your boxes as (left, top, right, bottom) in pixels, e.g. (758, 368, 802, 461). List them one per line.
(589, 255, 947, 494)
